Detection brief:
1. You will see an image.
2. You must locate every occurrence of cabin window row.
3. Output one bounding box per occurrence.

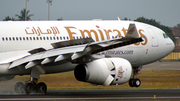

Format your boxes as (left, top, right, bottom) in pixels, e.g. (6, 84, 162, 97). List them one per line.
(2, 36, 84, 41)
(2, 36, 120, 41)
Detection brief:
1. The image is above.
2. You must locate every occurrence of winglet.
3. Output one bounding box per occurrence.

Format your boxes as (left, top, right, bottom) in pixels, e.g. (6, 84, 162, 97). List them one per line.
(117, 17, 120, 21)
(125, 23, 139, 38)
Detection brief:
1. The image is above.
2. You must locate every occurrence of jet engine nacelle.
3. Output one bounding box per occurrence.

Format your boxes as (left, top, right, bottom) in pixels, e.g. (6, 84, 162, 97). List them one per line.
(74, 58, 132, 86)
(0, 75, 15, 81)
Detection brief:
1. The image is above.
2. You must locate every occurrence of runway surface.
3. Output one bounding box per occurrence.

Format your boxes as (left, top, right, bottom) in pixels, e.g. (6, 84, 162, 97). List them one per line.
(0, 89, 180, 101)
(0, 61, 180, 100)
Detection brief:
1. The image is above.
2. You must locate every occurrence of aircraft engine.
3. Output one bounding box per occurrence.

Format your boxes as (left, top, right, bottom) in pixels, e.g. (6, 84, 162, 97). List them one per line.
(0, 75, 15, 81)
(74, 58, 132, 86)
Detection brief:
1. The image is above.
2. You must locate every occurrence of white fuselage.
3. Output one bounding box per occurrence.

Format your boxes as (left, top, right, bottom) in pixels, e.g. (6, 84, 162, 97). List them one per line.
(0, 20, 174, 75)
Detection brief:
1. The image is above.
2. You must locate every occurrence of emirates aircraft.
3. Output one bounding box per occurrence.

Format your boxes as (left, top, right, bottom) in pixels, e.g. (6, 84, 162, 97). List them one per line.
(0, 20, 174, 94)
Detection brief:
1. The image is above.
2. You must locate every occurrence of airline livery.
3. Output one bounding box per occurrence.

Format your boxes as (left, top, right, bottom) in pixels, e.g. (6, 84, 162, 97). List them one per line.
(0, 20, 174, 94)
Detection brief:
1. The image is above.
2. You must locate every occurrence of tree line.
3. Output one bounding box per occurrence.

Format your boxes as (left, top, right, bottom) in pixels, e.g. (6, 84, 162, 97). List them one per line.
(4, 9, 33, 21)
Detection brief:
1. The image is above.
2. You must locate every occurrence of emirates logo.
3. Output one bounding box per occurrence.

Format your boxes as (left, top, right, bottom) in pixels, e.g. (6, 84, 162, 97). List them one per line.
(117, 66, 124, 78)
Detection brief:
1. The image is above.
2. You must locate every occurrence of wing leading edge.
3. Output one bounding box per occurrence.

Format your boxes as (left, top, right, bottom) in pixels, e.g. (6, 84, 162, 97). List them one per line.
(8, 23, 142, 69)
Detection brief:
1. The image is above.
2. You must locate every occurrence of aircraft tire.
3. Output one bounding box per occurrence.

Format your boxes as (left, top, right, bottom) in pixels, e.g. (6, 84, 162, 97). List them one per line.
(14, 82, 26, 94)
(36, 82, 47, 94)
(129, 79, 135, 87)
(133, 78, 141, 87)
(25, 83, 35, 94)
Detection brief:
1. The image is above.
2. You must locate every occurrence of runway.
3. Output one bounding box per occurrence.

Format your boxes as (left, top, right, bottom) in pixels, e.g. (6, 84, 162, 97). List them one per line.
(0, 62, 180, 100)
(0, 89, 180, 100)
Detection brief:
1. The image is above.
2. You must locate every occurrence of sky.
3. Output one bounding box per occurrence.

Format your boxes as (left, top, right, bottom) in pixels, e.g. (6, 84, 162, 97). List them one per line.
(0, 0, 179, 27)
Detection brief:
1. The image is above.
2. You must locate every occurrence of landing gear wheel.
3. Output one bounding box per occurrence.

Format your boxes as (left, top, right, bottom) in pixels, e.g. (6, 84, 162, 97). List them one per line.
(25, 83, 35, 94)
(133, 78, 141, 87)
(129, 79, 135, 87)
(14, 82, 26, 94)
(36, 82, 47, 94)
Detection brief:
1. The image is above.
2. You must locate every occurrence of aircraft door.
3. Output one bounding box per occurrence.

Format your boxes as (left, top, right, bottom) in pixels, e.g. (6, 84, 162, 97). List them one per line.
(147, 28, 159, 47)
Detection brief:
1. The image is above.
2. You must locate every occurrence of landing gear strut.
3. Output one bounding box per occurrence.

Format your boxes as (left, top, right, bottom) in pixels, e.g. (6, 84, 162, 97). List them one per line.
(14, 65, 47, 94)
(129, 67, 141, 87)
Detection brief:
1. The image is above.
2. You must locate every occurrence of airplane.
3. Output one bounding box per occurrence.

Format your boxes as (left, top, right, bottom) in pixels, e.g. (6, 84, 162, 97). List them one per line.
(0, 20, 174, 94)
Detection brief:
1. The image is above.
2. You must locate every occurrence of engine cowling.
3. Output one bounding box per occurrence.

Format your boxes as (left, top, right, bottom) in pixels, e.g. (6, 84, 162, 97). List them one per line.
(0, 75, 15, 81)
(74, 58, 132, 86)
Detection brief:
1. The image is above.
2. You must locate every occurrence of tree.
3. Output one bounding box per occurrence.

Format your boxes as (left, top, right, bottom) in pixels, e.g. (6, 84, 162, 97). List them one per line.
(174, 23, 180, 27)
(134, 17, 176, 43)
(15, 9, 34, 21)
(3, 16, 15, 21)
(122, 17, 131, 21)
(57, 17, 63, 20)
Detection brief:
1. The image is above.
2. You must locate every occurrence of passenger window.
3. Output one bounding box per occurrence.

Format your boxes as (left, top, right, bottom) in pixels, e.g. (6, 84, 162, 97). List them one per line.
(16, 37, 18, 41)
(12, 37, 15, 41)
(19, 37, 22, 40)
(2, 37, 4, 41)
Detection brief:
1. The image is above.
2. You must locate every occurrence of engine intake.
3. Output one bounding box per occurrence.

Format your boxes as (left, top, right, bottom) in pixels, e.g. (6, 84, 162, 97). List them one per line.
(74, 64, 89, 81)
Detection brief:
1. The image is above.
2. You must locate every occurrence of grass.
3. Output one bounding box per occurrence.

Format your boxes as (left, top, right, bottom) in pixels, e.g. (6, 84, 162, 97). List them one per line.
(0, 70, 180, 90)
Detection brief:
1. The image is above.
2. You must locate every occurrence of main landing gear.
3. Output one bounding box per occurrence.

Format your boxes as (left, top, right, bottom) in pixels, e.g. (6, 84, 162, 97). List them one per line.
(129, 67, 141, 87)
(14, 78, 47, 94)
(14, 65, 47, 94)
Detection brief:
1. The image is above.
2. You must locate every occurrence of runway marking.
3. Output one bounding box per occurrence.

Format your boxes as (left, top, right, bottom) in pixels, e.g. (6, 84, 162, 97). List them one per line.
(1, 97, 180, 100)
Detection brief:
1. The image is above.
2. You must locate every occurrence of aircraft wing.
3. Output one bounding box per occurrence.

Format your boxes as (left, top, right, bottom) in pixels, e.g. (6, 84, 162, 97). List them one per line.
(8, 23, 143, 69)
